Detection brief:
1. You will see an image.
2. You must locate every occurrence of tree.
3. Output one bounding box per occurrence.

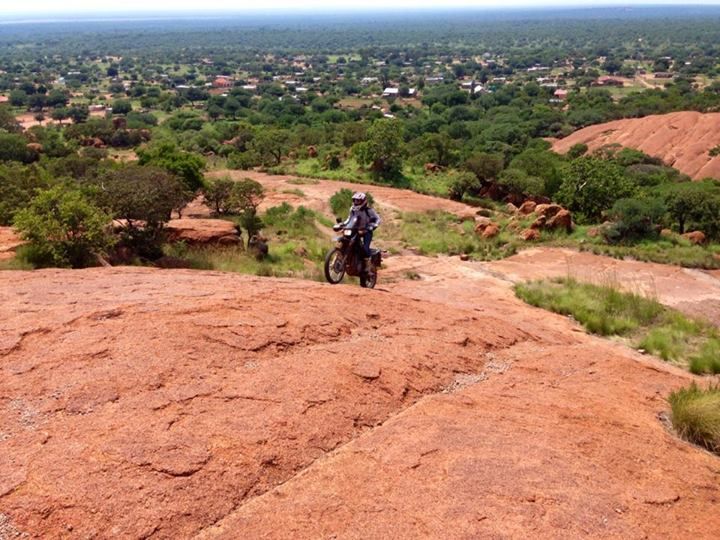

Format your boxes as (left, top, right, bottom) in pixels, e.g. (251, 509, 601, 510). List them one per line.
(0, 163, 50, 225)
(464, 153, 504, 184)
(250, 129, 289, 166)
(92, 165, 192, 258)
(230, 178, 265, 246)
(111, 99, 133, 115)
(67, 105, 90, 124)
(14, 185, 112, 268)
(51, 108, 69, 125)
(46, 89, 69, 108)
(353, 119, 404, 180)
(9, 90, 27, 108)
(0, 105, 21, 133)
(557, 157, 636, 222)
(0, 133, 33, 163)
(202, 176, 236, 215)
(137, 142, 205, 192)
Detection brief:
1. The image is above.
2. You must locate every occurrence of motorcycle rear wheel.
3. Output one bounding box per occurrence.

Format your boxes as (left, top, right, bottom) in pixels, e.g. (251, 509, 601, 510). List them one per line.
(324, 248, 346, 284)
(360, 269, 377, 289)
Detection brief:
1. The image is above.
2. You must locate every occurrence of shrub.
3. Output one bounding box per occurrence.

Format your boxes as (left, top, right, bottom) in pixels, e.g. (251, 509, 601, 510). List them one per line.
(689, 339, 720, 374)
(669, 384, 720, 454)
(329, 188, 375, 218)
(567, 143, 588, 159)
(603, 197, 666, 243)
(14, 185, 112, 268)
(497, 168, 545, 198)
(448, 171, 481, 201)
(227, 151, 260, 170)
(709, 145, 720, 158)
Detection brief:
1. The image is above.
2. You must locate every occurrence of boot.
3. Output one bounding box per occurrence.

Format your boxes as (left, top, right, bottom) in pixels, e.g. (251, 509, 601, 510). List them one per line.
(363, 257, 372, 272)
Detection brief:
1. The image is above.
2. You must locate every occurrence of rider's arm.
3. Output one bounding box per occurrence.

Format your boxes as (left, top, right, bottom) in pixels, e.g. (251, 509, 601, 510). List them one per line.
(368, 208, 381, 230)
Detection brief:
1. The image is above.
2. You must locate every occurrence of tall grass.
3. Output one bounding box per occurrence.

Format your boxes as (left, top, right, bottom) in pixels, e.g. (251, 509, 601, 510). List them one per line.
(515, 278, 720, 373)
(515, 278, 662, 336)
(396, 211, 517, 261)
(669, 384, 720, 454)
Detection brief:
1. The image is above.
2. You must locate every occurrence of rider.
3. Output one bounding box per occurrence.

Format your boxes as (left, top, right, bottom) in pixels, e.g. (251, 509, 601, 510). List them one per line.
(339, 192, 381, 271)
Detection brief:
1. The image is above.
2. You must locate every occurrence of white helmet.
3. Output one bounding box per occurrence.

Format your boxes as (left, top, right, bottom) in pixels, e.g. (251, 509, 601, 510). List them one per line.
(352, 192, 367, 211)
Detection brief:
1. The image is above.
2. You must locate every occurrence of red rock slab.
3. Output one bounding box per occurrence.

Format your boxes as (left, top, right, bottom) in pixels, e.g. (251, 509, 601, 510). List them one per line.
(0, 268, 534, 538)
(552, 111, 720, 180)
(199, 340, 719, 539)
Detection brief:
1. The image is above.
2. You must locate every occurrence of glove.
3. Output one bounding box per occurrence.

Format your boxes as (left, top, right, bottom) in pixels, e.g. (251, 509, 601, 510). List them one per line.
(333, 224, 342, 231)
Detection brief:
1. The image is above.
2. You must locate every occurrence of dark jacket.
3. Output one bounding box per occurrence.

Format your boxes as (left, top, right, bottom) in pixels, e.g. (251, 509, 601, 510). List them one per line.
(344, 206, 381, 231)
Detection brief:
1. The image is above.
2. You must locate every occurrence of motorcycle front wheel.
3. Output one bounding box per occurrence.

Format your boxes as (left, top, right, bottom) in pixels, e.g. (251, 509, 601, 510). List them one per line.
(324, 248, 346, 284)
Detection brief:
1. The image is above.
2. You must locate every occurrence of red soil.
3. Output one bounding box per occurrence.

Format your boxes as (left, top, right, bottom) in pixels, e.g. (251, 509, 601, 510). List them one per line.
(552, 111, 720, 179)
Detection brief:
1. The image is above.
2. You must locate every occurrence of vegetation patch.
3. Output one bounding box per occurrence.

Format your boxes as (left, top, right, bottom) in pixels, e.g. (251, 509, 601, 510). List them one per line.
(394, 211, 517, 261)
(515, 278, 720, 373)
(669, 384, 720, 455)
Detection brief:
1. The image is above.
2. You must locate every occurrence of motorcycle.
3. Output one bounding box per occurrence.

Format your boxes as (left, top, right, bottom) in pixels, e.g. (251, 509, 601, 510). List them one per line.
(324, 215, 382, 289)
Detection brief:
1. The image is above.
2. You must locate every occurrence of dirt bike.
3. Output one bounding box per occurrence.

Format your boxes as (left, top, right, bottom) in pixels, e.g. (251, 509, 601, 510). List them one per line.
(324, 216, 382, 289)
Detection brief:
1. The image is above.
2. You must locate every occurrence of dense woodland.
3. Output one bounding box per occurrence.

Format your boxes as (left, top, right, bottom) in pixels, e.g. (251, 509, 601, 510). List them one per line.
(2, 7, 720, 270)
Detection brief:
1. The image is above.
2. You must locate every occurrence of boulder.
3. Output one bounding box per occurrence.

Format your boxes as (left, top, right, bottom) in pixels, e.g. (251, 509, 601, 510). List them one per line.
(473, 217, 493, 234)
(546, 209, 573, 233)
(660, 228, 674, 239)
(424, 163, 442, 174)
(520, 229, 540, 242)
(482, 224, 500, 239)
(530, 216, 547, 230)
(682, 231, 706, 245)
(534, 204, 562, 219)
(518, 200, 537, 215)
(26, 142, 43, 154)
(165, 219, 241, 245)
(307, 146, 318, 158)
(506, 203, 519, 214)
(0, 227, 24, 261)
(587, 227, 601, 238)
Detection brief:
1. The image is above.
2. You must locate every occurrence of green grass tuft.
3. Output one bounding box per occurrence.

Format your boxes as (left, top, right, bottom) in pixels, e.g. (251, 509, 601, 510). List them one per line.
(515, 278, 719, 371)
(669, 384, 720, 454)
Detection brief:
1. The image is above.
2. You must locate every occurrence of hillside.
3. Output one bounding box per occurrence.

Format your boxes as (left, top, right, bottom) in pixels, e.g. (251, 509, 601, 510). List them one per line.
(2, 266, 719, 538)
(552, 111, 720, 180)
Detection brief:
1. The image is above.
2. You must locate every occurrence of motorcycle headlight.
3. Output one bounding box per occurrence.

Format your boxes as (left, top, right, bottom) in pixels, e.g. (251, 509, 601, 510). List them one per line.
(344, 229, 352, 237)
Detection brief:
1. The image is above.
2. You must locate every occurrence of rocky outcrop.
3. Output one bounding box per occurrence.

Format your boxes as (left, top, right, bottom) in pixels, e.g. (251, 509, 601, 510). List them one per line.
(682, 230, 706, 245)
(165, 219, 241, 245)
(552, 111, 720, 180)
(0, 227, 23, 260)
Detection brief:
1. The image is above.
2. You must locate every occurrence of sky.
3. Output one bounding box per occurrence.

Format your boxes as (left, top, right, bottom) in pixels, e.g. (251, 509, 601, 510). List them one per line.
(3, 0, 720, 15)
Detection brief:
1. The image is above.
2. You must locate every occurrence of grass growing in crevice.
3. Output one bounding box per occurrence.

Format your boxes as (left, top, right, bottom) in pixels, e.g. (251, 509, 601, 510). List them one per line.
(515, 278, 720, 374)
(669, 384, 720, 455)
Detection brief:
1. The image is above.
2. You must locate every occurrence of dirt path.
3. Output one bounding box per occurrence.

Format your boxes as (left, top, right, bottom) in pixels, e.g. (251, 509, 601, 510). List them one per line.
(208, 169, 477, 219)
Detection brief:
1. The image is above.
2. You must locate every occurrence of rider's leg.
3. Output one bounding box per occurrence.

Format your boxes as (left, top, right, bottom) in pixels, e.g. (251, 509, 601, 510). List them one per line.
(362, 231, 373, 271)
